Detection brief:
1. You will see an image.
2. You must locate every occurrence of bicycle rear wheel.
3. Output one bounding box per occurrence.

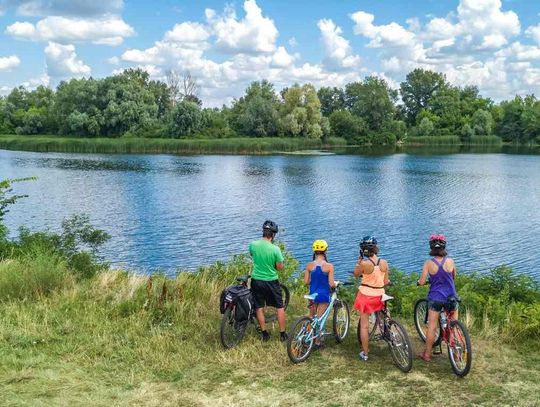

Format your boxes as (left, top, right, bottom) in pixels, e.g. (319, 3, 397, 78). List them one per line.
(447, 320, 472, 377)
(220, 307, 247, 349)
(281, 283, 290, 309)
(387, 319, 413, 373)
(333, 300, 350, 343)
(413, 299, 442, 346)
(356, 312, 379, 347)
(287, 316, 315, 363)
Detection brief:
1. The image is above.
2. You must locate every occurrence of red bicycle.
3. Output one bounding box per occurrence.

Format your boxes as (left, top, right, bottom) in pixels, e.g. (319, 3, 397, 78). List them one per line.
(414, 295, 472, 377)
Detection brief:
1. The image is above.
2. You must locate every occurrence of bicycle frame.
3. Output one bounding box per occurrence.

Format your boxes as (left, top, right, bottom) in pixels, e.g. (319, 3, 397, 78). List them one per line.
(304, 287, 344, 341)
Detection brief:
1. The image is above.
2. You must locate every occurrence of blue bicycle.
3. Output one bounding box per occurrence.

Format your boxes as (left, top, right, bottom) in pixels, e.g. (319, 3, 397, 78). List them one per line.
(287, 281, 352, 363)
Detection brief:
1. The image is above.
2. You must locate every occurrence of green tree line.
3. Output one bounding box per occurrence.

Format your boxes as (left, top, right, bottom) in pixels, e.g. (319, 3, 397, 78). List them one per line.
(1, 68, 539, 145)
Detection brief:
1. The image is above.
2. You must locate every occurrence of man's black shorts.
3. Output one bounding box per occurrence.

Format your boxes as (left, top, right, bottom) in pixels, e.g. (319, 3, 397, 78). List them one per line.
(251, 279, 284, 309)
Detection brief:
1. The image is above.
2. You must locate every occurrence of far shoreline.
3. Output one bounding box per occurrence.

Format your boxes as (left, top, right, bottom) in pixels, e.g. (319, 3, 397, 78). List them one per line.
(0, 134, 537, 156)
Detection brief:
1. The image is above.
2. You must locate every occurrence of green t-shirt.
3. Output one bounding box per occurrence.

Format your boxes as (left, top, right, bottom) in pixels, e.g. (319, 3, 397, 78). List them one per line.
(249, 239, 284, 281)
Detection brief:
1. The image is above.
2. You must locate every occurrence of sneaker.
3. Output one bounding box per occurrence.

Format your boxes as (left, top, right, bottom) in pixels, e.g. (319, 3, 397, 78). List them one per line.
(359, 351, 369, 361)
(261, 331, 271, 342)
(280, 332, 288, 342)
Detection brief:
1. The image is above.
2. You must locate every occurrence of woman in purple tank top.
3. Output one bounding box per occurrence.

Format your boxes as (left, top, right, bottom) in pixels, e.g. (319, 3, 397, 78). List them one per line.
(417, 234, 458, 362)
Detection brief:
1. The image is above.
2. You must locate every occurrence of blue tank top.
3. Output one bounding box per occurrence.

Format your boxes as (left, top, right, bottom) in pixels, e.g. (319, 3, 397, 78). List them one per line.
(309, 262, 331, 303)
(427, 257, 457, 303)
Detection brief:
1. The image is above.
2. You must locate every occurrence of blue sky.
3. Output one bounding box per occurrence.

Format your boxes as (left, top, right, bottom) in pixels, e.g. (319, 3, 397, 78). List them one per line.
(1, 0, 540, 106)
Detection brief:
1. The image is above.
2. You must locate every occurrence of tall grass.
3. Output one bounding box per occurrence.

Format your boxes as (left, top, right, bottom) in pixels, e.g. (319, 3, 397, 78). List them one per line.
(405, 135, 503, 146)
(0, 135, 347, 155)
(467, 135, 503, 145)
(405, 136, 461, 145)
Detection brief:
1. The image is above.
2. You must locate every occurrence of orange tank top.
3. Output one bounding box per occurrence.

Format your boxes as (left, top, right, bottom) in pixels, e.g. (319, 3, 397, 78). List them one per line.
(359, 257, 385, 297)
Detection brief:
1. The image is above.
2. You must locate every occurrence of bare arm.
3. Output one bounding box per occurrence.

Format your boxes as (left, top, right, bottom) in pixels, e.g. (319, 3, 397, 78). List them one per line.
(304, 265, 311, 286)
(418, 260, 430, 285)
(451, 259, 457, 280)
(382, 260, 389, 285)
(327, 264, 336, 288)
(353, 257, 363, 277)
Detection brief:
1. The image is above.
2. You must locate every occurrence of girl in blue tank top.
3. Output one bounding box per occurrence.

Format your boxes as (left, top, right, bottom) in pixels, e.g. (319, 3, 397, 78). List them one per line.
(304, 240, 335, 330)
(417, 234, 459, 362)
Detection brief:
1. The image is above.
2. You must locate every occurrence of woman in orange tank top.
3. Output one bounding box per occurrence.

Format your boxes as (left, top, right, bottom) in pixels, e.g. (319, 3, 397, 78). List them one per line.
(353, 236, 389, 361)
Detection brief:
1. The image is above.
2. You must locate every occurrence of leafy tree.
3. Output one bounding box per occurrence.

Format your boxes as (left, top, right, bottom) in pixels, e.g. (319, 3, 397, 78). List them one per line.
(329, 110, 367, 143)
(461, 123, 474, 142)
(169, 101, 204, 138)
(345, 77, 397, 131)
(317, 87, 345, 117)
(471, 109, 493, 135)
(497, 96, 526, 143)
(200, 108, 234, 138)
(417, 117, 435, 137)
(230, 81, 279, 137)
(280, 84, 324, 138)
(400, 69, 448, 124)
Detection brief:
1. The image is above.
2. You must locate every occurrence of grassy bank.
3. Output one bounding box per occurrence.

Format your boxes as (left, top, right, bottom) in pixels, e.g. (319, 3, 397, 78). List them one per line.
(1, 250, 539, 406)
(0, 135, 347, 155)
(405, 135, 503, 146)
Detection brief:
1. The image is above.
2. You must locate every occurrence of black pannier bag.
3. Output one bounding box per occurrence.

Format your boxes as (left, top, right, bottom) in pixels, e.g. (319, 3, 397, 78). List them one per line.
(219, 285, 253, 322)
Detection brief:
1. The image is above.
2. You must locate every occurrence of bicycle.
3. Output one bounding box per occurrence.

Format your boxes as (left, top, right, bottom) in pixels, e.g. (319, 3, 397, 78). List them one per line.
(413, 294, 472, 377)
(220, 274, 290, 349)
(287, 281, 352, 363)
(356, 287, 413, 373)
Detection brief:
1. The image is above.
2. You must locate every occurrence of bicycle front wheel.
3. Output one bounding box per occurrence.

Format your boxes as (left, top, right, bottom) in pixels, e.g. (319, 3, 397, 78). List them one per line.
(387, 319, 413, 373)
(220, 307, 247, 349)
(447, 320, 472, 377)
(287, 316, 315, 363)
(333, 300, 350, 343)
(413, 299, 442, 346)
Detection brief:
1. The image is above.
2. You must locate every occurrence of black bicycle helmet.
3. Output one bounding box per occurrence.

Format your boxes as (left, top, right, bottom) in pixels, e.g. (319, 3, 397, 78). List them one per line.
(429, 234, 446, 249)
(262, 220, 279, 234)
(360, 235, 377, 256)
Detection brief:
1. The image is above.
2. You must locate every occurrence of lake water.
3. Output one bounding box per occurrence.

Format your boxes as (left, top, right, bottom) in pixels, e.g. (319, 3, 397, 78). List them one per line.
(1, 147, 540, 279)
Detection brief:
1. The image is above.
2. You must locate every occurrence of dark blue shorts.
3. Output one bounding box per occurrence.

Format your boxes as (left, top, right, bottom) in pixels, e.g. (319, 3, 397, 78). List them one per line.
(428, 299, 458, 312)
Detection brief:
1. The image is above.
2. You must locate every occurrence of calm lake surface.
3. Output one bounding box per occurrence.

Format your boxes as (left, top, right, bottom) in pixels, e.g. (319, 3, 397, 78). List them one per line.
(1, 147, 540, 279)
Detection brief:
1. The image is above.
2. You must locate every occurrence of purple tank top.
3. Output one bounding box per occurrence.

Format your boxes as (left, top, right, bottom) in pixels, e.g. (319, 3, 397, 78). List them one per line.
(427, 258, 457, 303)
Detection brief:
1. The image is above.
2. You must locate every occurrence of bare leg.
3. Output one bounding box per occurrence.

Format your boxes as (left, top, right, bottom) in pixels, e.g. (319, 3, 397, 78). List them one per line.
(360, 312, 370, 354)
(314, 303, 328, 345)
(256, 308, 266, 332)
(276, 307, 286, 332)
(423, 310, 440, 358)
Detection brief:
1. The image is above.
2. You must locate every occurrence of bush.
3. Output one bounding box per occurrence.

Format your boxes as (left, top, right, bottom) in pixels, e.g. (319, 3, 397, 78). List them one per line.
(0, 248, 72, 301)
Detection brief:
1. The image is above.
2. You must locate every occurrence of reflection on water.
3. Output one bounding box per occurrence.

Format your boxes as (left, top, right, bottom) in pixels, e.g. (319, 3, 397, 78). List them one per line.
(1, 148, 540, 279)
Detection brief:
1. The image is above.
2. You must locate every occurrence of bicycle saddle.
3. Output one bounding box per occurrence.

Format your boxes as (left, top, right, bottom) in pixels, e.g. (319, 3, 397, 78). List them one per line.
(304, 293, 318, 300)
(236, 275, 250, 283)
(381, 293, 394, 302)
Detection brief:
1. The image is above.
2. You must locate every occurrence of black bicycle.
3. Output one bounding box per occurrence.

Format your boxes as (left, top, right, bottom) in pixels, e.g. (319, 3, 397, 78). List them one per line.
(220, 274, 290, 349)
(356, 287, 413, 373)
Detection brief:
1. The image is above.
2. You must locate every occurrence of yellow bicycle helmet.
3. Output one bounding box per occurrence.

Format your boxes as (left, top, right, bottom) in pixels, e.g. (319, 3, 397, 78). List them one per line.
(312, 239, 329, 252)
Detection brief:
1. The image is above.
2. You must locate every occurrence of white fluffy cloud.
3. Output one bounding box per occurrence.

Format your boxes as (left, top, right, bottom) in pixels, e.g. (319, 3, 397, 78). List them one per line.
(6, 16, 134, 45)
(45, 42, 91, 78)
(526, 24, 540, 45)
(205, 0, 278, 54)
(318, 19, 361, 70)
(348, 0, 540, 98)
(0, 55, 21, 71)
(0, 0, 123, 17)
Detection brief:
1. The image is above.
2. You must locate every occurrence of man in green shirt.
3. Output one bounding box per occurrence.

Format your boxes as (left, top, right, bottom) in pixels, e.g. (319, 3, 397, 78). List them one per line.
(249, 220, 287, 341)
